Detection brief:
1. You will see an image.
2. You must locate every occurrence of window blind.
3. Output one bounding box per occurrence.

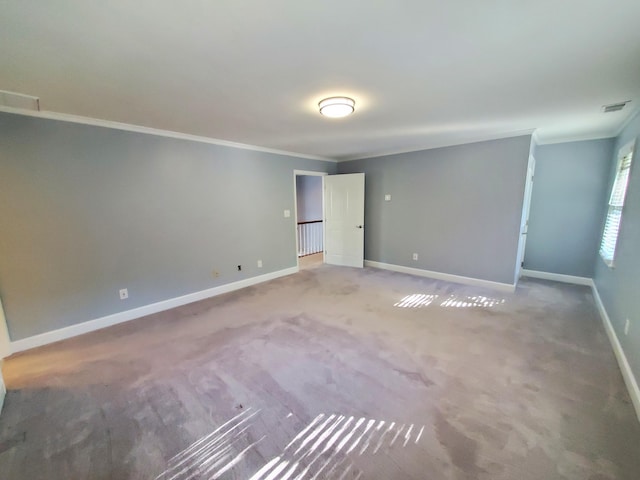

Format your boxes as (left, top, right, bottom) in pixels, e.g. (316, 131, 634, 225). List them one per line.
(599, 147, 634, 266)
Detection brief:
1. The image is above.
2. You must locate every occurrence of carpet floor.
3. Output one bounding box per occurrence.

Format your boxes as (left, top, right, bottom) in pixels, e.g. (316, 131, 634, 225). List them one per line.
(0, 264, 638, 479)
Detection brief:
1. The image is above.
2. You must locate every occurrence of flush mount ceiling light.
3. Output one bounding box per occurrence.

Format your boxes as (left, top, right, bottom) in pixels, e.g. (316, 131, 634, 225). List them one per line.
(318, 96, 355, 118)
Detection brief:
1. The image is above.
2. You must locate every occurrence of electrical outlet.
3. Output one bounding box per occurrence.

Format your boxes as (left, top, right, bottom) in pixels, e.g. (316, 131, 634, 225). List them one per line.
(412, 253, 418, 261)
(284, 209, 291, 218)
(119, 288, 128, 300)
(625, 318, 630, 335)
(237, 265, 242, 271)
(385, 194, 392, 201)
(212, 270, 220, 278)
(257, 260, 263, 268)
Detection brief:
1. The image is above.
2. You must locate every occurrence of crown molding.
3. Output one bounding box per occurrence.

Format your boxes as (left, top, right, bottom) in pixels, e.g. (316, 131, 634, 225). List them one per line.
(0, 106, 337, 163)
(535, 132, 617, 146)
(536, 110, 638, 147)
(338, 128, 536, 162)
(613, 107, 639, 138)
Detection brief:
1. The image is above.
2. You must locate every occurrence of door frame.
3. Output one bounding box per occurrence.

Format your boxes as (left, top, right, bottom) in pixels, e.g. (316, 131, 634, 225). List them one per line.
(293, 170, 328, 269)
(515, 155, 536, 282)
(0, 298, 10, 359)
(0, 297, 11, 414)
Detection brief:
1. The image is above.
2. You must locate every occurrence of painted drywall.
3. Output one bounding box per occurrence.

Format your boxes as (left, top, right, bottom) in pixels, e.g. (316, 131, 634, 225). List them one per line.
(525, 138, 614, 277)
(337, 135, 532, 285)
(295, 175, 323, 222)
(0, 112, 336, 340)
(594, 112, 640, 392)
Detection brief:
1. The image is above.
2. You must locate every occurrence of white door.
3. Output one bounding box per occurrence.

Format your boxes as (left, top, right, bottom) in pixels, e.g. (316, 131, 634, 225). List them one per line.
(0, 299, 10, 358)
(516, 156, 536, 280)
(324, 173, 365, 268)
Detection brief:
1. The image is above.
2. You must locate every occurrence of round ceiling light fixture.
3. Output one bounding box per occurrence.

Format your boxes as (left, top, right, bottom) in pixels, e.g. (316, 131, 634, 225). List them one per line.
(318, 96, 355, 118)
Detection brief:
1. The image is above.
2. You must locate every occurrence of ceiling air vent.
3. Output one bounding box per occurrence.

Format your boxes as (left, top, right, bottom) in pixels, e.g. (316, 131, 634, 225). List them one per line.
(0, 90, 40, 111)
(602, 101, 630, 113)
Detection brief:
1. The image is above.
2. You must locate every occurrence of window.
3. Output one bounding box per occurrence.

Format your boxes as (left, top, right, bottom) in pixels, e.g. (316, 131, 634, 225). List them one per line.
(600, 141, 635, 267)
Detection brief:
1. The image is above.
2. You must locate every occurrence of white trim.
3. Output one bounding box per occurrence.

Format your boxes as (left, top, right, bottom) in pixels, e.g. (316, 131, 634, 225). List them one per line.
(618, 138, 636, 159)
(598, 139, 635, 268)
(0, 299, 10, 359)
(0, 89, 39, 102)
(293, 171, 328, 269)
(613, 108, 639, 138)
(293, 170, 329, 176)
(0, 106, 336, 163)
(338, 129, 535, 162)
(591, 285, 640, 423)
(515, 155, 536, 283)
(0, 89, 40, 111)
(531, 130, 541, 146)
(521, 269, 593, 286)
(10, 267, 298, 353)
(0, 365, 5, 415)
(535, 111, 638, 145)
(535, 133, 617, 146)
(364, 260, 516, 292)
(518, 269, 639, 422)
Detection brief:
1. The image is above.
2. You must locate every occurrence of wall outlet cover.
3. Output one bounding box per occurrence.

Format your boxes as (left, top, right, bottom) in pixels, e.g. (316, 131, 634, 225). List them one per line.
(119, 288, 128, 300)
(412, 253, 418, 261)
(624, 318, 630, 335)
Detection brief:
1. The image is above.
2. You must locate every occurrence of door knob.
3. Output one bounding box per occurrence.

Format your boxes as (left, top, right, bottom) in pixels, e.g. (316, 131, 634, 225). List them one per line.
(356, 225, 364, 229)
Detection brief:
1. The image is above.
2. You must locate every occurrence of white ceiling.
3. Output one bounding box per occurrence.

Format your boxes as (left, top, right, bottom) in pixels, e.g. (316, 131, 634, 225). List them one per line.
(1, 1, 639, 161)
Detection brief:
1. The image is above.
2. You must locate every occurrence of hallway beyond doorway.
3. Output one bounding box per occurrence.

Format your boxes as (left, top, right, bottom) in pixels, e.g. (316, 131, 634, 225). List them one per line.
(299, 252, 323, 269)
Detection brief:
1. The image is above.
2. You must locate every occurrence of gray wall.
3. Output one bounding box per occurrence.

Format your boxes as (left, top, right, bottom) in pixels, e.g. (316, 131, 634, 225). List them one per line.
(338, 135, 532, 285)
(594, 112, 640, 391)
(525, 139, 614, 277)
(0, 112, 336, 340)
(295, 175, 323, 222)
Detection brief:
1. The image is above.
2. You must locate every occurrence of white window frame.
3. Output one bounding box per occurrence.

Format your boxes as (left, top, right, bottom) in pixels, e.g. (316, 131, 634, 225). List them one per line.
(599, 140, 635, 268)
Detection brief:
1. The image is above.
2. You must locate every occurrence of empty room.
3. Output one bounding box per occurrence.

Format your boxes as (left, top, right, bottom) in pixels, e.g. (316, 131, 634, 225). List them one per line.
(1, 2, 640, 479)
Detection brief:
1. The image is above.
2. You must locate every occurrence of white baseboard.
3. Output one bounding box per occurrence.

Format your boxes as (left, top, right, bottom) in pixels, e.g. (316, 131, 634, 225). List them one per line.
(520, 270, 639, 422)
(521, 269, 593, 286)
(364, 260, 516, 293)
(591, 285, 640, 423)
(10, 266, 299, 354)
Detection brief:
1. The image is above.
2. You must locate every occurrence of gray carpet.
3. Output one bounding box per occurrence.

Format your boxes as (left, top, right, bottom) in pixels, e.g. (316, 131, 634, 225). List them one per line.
(0, 264, 638, 479)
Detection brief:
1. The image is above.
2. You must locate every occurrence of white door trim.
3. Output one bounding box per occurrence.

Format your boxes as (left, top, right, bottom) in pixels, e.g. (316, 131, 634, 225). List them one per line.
(0, 299, 9, 415)
(293, 170, 328, 268)
(0, 299, 10, 359)
(515, 155, 535, 283)
(0, 366, 5, 415)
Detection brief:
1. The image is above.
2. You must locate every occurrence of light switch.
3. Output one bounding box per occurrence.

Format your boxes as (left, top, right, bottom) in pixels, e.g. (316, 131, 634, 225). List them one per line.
(284, 209, 291, 218)
(385, 194, 392, 201)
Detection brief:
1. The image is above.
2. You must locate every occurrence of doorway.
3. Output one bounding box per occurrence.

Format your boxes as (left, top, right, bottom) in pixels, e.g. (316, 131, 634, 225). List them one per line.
(0, 299, 10, 359)
(294, 171, 327, 269)
(323, 173, 365, 268)
(0, 298, 11, 414)
(516, 155, 536, 281)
